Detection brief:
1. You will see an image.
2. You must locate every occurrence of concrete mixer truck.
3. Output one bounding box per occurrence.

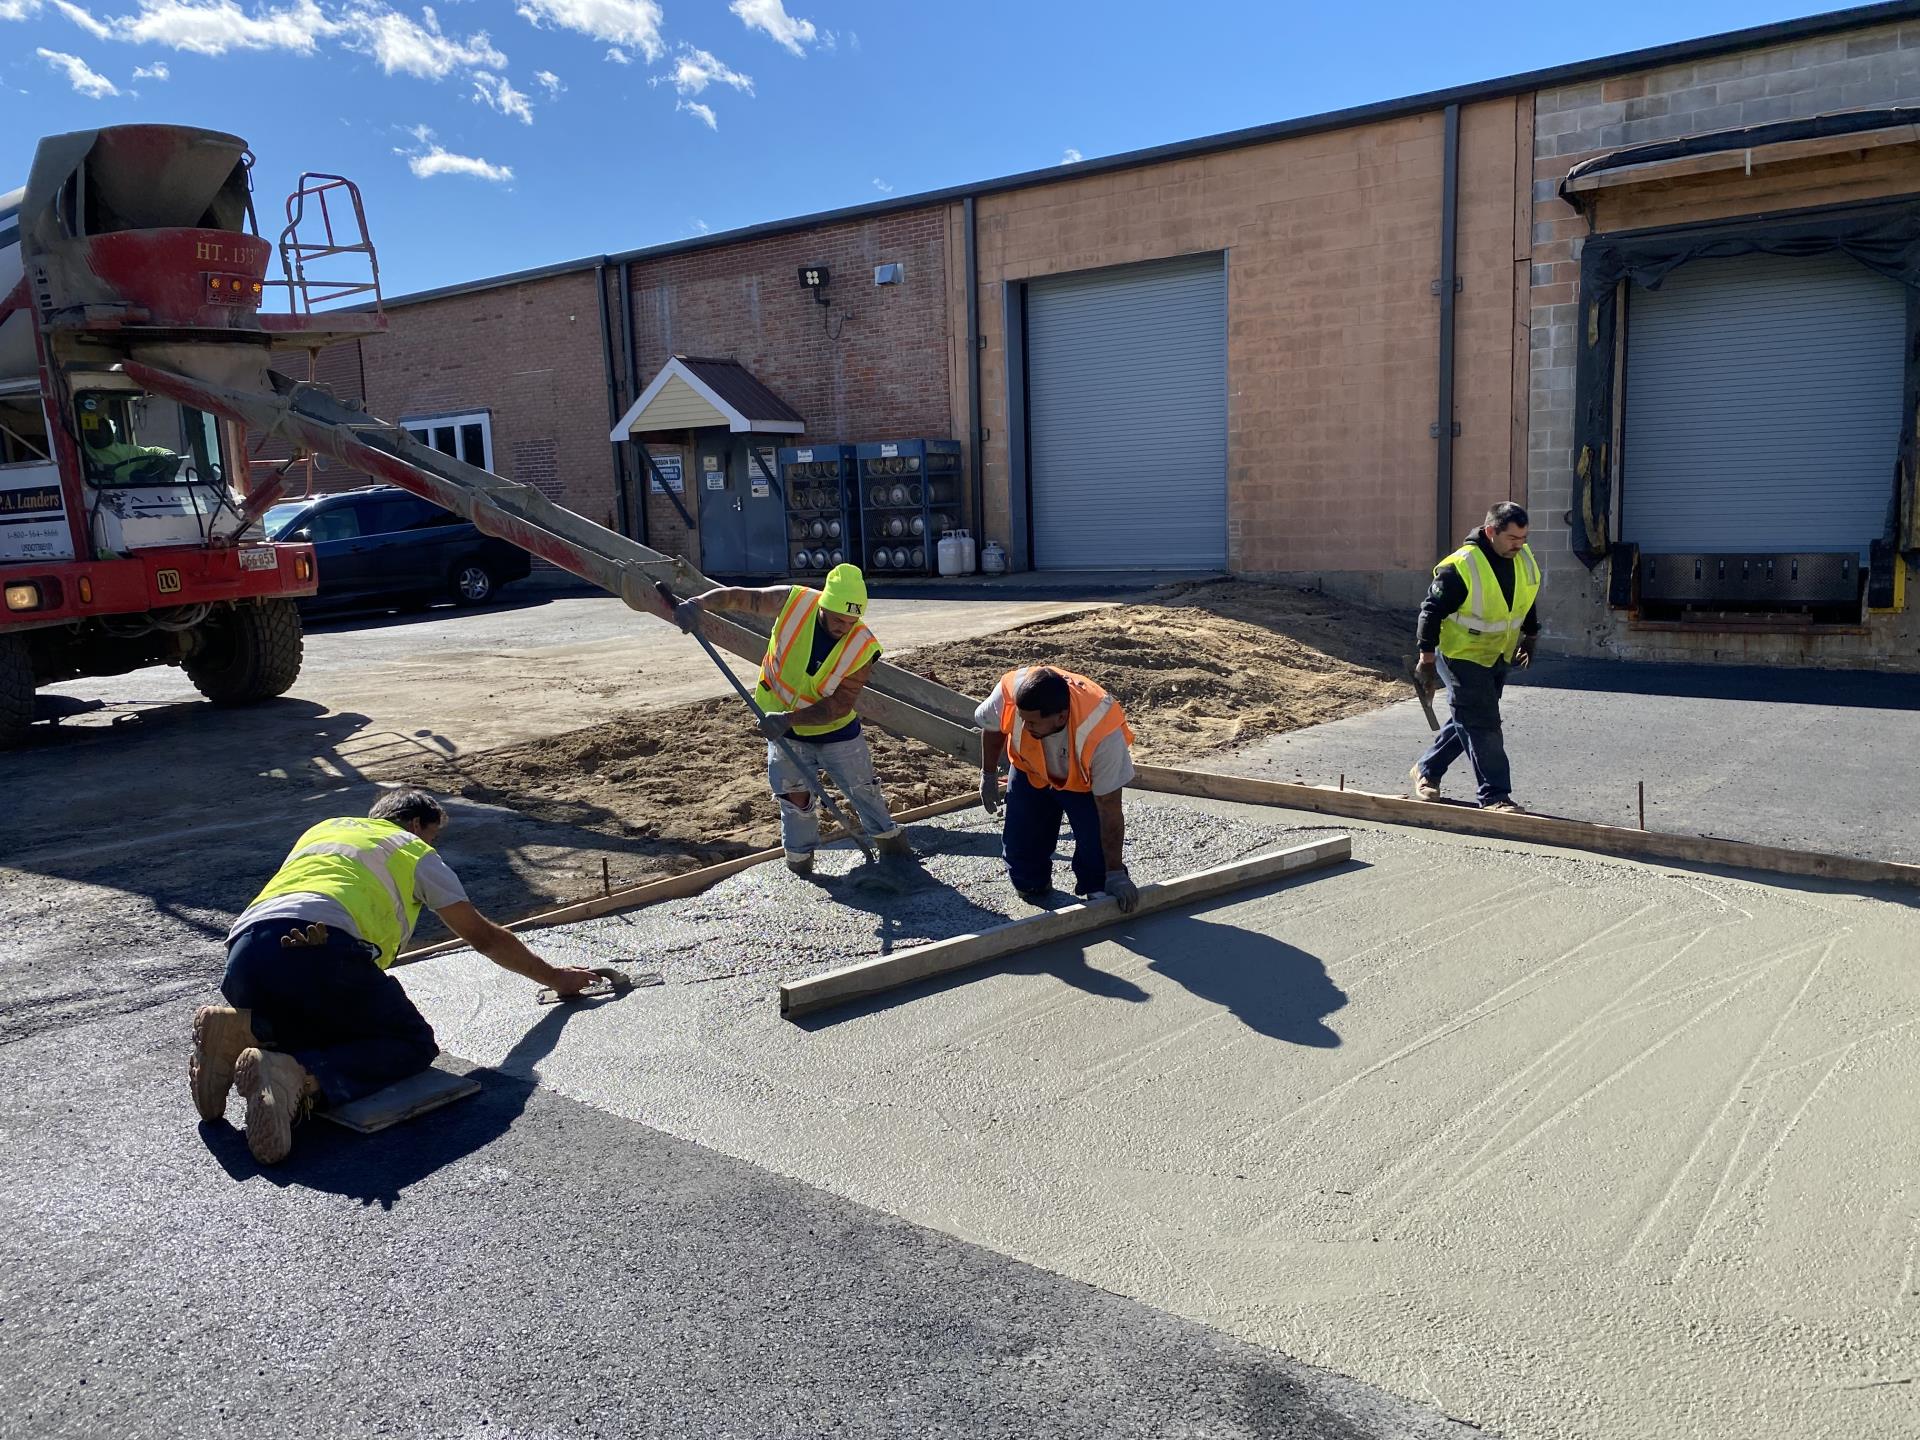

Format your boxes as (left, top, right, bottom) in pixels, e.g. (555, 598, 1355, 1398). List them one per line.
(0, 125, 387, 747)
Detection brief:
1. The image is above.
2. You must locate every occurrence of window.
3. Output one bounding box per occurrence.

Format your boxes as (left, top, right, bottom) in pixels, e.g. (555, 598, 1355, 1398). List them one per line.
(73, 390, 228, 487)
(403, 411, 493, 472)
(305, 504, 363, 542)
(0, 392, 52, 468)
(363, 494, 457, 535)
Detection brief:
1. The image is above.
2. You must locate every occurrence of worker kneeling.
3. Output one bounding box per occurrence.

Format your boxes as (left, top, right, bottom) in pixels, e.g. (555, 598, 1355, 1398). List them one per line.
(675, 563, 908, 873)
(190, 789, 600, 1163)
(976, 667, 1139, 913)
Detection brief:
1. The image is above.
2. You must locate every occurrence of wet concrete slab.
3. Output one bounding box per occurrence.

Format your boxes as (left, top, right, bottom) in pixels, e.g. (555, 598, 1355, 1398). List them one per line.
(402, 797, 1920, 1440)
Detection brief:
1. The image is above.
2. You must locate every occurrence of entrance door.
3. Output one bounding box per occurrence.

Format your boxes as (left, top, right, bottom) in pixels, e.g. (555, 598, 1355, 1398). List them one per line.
(694, 432, 787, 577)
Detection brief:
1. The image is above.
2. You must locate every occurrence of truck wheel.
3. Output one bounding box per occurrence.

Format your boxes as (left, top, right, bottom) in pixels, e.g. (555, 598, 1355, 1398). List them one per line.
(183, 599, 304, 705)
(450, 561, 496, 606)
(0, 633, 33, 750)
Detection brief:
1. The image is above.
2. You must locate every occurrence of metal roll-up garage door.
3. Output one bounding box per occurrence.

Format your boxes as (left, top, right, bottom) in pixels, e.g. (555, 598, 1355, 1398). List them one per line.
(1026, 254, 1226, 569)
(1622, 250, 1905, 556)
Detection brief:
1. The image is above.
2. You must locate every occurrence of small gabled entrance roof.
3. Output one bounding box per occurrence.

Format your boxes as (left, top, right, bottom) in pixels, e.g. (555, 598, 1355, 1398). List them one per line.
(609, 356, 805, 438)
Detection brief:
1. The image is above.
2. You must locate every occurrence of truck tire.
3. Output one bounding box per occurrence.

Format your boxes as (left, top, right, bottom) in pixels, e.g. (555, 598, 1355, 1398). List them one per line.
(183, 599, 304, 706)
(0, 633, 33, 750)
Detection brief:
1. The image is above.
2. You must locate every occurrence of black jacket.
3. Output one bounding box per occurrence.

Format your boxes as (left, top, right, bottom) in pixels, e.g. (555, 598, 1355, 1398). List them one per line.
(1416, 530, 1540, 653)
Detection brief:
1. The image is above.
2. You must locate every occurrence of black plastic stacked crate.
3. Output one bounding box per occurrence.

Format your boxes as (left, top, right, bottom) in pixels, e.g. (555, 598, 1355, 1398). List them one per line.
(777, 444, 858, 578)
(856, 439, 962, 578)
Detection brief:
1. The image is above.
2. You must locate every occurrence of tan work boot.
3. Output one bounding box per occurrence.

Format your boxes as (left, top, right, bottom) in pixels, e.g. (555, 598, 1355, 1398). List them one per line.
(189, 1005, 257, 1122)
(874, 830, 912, 858)
(1408, 765, 1441, 802)
(232, 1048, 317, 1164)
(785, 851, 815, 875)
(1483, 799, 1528, 815)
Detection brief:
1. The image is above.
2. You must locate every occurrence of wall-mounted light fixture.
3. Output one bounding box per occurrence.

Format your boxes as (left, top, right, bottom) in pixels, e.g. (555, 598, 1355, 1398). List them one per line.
(799, 265, 831, 305)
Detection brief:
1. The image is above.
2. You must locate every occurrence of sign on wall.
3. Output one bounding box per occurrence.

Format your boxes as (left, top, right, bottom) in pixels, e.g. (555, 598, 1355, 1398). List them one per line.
(703, 455, 725, 491)
(648, 452, 683, 494)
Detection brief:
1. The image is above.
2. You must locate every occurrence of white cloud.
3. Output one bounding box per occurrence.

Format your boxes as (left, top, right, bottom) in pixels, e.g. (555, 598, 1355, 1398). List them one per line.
(0, 0, 38, 18)
(729, 0, 813, 55)
(871, 177, 891, 195)
(1062, 147, 1083, 164)
(676, 98, 716, 130)
(689, 217, 709, 234)
(115, 0, 337, 56)
(407, 144, 512, 181)
(132, 59, 169, 77)
(52, 0, 111, 37)
(603, 43, 627, 62)
(347, 5, 504, 78)
(533, 66, 561, 94)
(470, 69, 531, 123)
(37, 45, 118, 96)
(657, 43, 750, 96)
(515, 0, 660, 57)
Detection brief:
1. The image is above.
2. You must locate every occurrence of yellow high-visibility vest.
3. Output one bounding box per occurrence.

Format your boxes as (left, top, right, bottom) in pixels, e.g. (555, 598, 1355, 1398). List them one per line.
(247, 817, 433, 968)
(753, 586, 883, 738)
(1436, 542, 1541, 666)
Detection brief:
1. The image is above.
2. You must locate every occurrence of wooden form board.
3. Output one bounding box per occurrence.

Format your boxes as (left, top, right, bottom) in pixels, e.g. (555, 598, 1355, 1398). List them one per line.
(778, 835, 1353, 1020)
(394, 791, 979, 965)
(1131, 764, 1920, 892)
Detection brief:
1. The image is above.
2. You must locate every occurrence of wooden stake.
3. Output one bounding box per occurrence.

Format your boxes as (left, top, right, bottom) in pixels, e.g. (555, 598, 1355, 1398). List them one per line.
(1638, 781, 1645, 832)
(601, 856, 612, 896)
(779, 836, 1352, 1020)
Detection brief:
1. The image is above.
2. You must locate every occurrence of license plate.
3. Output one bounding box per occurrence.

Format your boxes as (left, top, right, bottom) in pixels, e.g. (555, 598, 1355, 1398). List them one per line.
(239, 547, 278, 572)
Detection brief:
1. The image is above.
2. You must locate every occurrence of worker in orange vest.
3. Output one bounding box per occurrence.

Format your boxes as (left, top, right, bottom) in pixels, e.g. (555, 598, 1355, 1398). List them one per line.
(975, 666, 1139, 911)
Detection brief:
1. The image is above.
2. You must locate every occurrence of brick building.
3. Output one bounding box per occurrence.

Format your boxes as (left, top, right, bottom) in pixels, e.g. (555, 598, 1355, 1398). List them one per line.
(285, 1, 1920, 669)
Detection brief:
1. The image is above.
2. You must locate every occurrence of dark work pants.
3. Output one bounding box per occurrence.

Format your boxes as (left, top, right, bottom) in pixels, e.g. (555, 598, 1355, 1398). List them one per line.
(221, 921, 439, 1106)
(1002, 770, 1107, 897)
(1416, 653, 1514, 806)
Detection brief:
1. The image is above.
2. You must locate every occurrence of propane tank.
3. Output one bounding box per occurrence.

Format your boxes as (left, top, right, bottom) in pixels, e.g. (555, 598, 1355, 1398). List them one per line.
(887, 483, 908, 506)
(909, 545, 926, 570)
(908, 515, 925, 537)
(807, 518, 827, 540)
(981, 540, 1008, 576)
(792, 547, 810, 569)
(869, 485, 887, 508)
(870, 546, 890, 569)
(959, 529, 977, 573)
(828, 547, 844, 565)
(937, 531, 966, 577)
(826, 518, 842, 539)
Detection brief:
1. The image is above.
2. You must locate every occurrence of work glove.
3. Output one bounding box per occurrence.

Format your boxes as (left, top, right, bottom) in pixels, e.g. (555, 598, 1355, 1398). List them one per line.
(979, 771, 1002, 815)
(1413, 652, 1440, 690)
(757, 709, 792, 741)
(1104, 869, 1139, 915)
(1514, 634, 1536, 669)
(672, 598, 704, 635)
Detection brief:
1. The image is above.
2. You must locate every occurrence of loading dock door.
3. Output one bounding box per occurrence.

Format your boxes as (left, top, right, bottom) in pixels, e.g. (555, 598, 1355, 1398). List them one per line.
(1026, 254, 1227, 569)
(1622, 251, 1905, 555)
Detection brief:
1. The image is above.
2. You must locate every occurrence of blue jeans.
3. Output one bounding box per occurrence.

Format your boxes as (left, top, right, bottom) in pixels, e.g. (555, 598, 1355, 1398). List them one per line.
(1003, 771, 1107, 897)
(767, 733, 901, 857)
(1416, 653, 1513, 806)
(221, 921, 439, 1106)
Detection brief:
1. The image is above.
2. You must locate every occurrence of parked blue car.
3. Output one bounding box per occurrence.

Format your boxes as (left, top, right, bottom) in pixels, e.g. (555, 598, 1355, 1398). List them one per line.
(262, 486, 532, 613)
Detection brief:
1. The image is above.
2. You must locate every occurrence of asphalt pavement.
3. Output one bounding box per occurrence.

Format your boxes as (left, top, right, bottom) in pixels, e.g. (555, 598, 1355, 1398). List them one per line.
(0, 998, 1480, 1440)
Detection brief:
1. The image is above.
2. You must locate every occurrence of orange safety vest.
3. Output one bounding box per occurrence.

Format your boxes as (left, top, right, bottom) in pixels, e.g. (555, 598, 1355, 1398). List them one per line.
(754, 585, 883, 737)
(997, 667, 1133, 793)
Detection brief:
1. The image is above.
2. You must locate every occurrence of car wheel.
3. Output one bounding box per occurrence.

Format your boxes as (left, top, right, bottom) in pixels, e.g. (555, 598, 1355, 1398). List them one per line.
(451, 561, 496, 606)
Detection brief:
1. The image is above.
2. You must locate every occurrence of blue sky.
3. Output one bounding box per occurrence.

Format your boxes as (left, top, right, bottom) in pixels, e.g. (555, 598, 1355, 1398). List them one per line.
(1, 0, 1860, 296)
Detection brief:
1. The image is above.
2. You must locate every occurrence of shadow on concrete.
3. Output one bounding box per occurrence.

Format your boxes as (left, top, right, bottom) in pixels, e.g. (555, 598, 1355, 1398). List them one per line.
(197, 999, 596, 1209)
(1532, 656, 1920, 710)
(1126, 915, 1346, 1047)
(302, 583, 567, 634)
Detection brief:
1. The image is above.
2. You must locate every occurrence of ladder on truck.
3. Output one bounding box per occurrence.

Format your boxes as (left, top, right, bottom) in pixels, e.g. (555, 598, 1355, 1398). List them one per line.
(124, 362, 985, 763)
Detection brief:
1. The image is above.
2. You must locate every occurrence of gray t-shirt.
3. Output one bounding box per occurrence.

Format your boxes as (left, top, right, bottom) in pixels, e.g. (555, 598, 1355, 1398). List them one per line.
(974, 687, 1135, 797)
(227, 849, 468, 946)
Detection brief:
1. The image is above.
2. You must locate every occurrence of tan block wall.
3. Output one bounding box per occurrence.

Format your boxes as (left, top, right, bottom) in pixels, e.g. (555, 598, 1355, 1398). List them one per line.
(964, 100, 1527, 589)
(1528, 17, 1920, 668)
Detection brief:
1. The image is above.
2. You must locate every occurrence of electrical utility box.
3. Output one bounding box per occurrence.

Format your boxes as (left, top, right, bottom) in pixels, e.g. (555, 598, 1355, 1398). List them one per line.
(777, 444, 859, 577)
(857, 439, 962, 578)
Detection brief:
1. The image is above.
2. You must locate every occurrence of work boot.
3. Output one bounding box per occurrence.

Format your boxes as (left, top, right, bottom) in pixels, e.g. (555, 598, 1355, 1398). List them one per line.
(874, 830, 912, 858)
(785, 851, 815, 875)
(1016, 886, 1053, 904)
(1482, 799, 1528, 815)
(1409, 765, 1441, 802)
(233, 1048, 316, 1165)
(189, 1005, 257, 1122)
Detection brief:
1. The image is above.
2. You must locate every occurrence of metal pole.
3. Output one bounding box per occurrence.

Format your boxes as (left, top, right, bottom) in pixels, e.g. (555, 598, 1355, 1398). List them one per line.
(964, 195, 984, 563)
(1435, 103, 1461, 561)
(620, 259, 648, 546)
(595, 259, 631, 538)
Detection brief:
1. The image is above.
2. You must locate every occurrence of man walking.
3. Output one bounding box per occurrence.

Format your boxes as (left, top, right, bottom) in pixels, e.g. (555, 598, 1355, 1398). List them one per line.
(674, 563, 910, 873)
(976, 666, 1139, 912)
(1410, 501, 1541, 814)
(191, 789, 600, 1163)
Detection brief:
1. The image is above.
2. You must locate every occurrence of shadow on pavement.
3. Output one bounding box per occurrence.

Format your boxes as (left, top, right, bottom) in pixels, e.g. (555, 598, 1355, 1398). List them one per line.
(198, 999, 596, 1208)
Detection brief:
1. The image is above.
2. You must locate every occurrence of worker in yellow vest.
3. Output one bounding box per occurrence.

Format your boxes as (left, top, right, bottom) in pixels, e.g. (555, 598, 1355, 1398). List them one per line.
(1410, 502, 1542, 814)
(674, 564, 910, 873)
(190, 789, 600, 1163)
(975, 666, 1140, 911)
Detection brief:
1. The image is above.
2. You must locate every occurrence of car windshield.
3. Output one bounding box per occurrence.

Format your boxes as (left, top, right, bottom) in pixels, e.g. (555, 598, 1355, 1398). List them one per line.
(262, 503, 308, 539)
